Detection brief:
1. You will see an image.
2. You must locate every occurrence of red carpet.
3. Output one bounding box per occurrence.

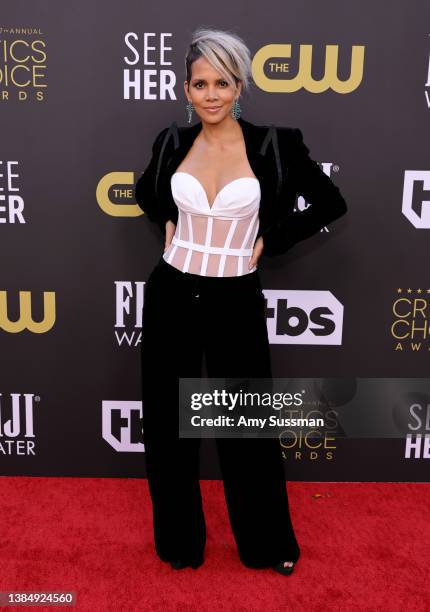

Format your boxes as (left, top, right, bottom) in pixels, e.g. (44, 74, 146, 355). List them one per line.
(0, 477, 429, 611)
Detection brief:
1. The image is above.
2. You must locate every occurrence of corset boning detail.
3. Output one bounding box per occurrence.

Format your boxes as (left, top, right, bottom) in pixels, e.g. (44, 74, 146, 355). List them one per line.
(163, 172, 261, 277)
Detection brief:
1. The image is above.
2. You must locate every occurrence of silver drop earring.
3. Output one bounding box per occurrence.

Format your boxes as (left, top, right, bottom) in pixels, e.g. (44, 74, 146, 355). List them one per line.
(186, 100, 194, 124)
(231, 98, 242, 120)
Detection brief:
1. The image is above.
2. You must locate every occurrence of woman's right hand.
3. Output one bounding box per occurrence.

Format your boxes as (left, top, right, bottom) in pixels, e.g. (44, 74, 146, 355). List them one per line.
(164, 220, 176, 252)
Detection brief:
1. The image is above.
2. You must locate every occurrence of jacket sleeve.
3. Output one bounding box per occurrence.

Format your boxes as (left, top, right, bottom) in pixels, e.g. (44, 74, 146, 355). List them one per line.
(134, 126, 171, 233)
(260, 128, 348, 256)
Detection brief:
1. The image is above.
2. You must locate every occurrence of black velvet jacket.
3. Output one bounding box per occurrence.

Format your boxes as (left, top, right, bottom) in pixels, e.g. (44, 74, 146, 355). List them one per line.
(134, 116, 348, 257)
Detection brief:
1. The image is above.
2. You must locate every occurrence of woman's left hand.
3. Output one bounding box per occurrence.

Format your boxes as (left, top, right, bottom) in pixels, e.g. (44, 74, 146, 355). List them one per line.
(248, 236, 264, 269)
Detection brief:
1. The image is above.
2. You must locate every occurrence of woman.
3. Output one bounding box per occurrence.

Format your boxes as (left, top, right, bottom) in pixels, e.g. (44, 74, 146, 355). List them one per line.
(135, 27, 347, 575)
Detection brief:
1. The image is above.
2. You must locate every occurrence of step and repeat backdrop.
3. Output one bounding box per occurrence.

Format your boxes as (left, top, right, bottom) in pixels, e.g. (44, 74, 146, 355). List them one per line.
(1, 1, 430, 481)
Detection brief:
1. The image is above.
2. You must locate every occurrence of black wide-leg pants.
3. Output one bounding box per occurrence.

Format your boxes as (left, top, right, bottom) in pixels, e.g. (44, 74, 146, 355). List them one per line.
(140, 256, 300, 568)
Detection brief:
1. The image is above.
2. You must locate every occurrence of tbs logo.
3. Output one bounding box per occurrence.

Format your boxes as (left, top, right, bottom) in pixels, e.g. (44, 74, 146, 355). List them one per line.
(262, 290, 344, 345)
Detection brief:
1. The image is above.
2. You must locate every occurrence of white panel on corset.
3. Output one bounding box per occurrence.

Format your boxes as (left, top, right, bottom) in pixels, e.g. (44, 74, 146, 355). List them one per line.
(163, 172, 261, 277)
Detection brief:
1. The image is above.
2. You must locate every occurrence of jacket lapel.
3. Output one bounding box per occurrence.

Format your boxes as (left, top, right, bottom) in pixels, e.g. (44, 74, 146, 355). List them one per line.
(155, 116, 280, 221)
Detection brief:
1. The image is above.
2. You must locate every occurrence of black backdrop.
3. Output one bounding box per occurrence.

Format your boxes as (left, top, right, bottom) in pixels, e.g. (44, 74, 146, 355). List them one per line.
(1, 0, 430, 481)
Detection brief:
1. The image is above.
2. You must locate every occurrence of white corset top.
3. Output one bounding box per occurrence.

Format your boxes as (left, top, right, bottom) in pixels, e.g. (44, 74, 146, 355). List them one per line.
(163, 171, 261, 277)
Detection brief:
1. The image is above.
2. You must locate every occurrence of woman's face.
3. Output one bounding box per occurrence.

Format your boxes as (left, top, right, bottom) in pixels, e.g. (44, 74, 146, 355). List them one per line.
(184, 56, 242, 124)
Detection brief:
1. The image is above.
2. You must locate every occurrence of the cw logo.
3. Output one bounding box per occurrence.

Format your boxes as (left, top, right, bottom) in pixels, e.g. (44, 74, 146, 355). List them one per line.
(96, 172, 142, 216)
(0, 291, 56, 333)
(252, 44, 365, 93)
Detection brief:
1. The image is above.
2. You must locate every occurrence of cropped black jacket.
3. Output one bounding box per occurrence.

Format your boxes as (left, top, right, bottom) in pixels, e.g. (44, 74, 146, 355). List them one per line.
(134, 116, 348, 257)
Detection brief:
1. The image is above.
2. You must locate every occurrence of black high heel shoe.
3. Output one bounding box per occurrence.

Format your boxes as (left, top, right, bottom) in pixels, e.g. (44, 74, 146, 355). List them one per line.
(272, 560, 296, 576)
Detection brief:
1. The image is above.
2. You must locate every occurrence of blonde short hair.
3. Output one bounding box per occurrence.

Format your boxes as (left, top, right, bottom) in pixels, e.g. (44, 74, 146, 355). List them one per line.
(185, 27, 252, 95)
